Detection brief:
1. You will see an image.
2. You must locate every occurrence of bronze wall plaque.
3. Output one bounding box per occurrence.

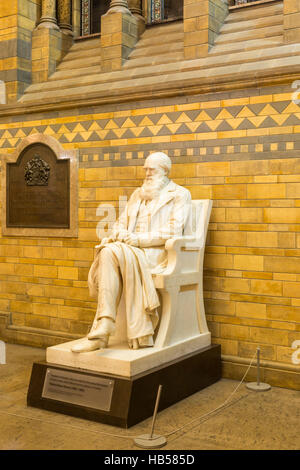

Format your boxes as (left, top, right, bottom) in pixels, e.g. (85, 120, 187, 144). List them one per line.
(6, 143, 70, 229)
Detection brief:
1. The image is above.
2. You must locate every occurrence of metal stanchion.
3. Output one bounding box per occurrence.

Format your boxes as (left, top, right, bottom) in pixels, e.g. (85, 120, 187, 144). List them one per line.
(134, 384, 167, 448)
(246, 346, 271, 391)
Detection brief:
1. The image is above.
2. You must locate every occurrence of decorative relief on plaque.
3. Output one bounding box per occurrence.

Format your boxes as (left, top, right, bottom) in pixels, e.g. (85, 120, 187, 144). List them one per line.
(24, 154, 50, 186)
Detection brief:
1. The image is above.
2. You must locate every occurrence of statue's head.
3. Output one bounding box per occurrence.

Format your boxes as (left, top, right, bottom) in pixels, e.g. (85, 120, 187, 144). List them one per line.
(141, 152, 172, 200)
(143, 152, 172, 180)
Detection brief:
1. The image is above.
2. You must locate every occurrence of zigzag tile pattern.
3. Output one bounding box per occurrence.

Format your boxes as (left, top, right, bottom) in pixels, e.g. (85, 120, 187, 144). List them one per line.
(1, 101, 300, 151)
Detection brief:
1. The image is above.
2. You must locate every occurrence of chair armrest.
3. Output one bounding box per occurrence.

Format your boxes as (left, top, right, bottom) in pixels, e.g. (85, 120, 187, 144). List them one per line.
(153, 236, 202, 289)
(165, 236, 203, 252)
(156, 237, 200, 278)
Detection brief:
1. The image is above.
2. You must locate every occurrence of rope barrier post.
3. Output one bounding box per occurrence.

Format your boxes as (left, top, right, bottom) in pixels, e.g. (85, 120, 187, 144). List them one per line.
(134, 384, 167, 448)
(246, 346, 271, 392)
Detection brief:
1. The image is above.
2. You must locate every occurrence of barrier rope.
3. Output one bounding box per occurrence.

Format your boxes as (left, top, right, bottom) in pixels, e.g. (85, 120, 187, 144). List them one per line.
(165, 350, 257, 437)
(0, 351, 258, 443)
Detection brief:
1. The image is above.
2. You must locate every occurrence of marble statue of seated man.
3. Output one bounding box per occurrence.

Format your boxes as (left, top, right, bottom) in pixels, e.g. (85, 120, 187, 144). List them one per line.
(72, 152, 192, 353)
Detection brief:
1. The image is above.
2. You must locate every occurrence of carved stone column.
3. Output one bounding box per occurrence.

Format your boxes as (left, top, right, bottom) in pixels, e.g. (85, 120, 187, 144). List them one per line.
(128, 0, 145, 35)
(128, 0, 143, 17)
(36, 0, 59, 30)
(58, 0, 74, 36)
(72, 0, 81, 37)
(32, 0, 73, 84)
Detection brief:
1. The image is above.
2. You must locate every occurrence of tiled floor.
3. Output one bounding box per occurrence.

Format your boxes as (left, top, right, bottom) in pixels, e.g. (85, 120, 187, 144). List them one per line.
(0, 343, 299, 450)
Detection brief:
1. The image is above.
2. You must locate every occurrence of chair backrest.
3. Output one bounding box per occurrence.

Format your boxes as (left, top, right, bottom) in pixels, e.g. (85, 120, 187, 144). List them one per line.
(183, 199, 212, 247)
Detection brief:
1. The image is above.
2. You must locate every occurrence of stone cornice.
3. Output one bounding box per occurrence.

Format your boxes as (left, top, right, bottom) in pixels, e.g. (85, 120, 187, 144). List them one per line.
(1, 68, 300, 118)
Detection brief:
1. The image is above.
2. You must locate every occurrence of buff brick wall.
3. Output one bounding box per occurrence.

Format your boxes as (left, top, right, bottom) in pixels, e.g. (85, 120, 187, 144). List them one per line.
(0, 83, 300, 388)
(0, 1, 19, 102)
(0, 0, 41, 103)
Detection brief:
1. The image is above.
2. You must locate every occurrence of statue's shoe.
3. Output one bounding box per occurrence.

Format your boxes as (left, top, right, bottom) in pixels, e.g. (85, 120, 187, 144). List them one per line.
(128, 339, 140, 350)
(128, 335, 154, 349)
(71, 338, 106, 353)
(88, 318, 115, 340)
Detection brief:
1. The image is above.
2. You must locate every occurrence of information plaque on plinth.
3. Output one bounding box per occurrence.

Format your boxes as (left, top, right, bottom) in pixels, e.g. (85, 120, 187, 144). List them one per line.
(42, 368, 114, 411)
(27, 344, 221, 428)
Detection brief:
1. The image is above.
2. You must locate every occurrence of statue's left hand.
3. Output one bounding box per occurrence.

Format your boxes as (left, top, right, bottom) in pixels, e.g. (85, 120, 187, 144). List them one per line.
(123, 233, 139, 246)
(114, 229, 130, 242)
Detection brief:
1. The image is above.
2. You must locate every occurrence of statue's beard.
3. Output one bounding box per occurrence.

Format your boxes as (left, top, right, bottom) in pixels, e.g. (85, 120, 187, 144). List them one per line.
(140, 175, 169, 201)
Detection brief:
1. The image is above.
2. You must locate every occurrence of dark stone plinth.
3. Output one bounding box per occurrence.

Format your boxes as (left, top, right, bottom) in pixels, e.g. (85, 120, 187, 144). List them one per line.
(27, 344, 221, 428)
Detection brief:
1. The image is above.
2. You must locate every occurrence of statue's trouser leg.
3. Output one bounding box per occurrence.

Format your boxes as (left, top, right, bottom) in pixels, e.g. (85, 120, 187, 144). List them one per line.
(95, 246, 122, 323)
(90, 243, 156, 341)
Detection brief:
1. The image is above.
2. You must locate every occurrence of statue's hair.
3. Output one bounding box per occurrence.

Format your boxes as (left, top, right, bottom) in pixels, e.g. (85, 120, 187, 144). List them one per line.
(146, 152, 172, 173)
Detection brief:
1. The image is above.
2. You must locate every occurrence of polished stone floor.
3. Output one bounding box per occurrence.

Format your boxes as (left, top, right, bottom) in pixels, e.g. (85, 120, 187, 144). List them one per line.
(0, 343, 299, 450)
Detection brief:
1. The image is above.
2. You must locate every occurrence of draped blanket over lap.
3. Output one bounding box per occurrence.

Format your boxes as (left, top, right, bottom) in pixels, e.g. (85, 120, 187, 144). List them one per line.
(88, 242, 160, 341)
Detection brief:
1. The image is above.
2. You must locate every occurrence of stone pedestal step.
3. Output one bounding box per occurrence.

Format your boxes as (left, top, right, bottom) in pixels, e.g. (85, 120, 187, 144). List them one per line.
(48, 65, 102, 82)
(56, 55, 101, 71)
(123, 21, 183, 69)
(48, 37, 101, 75)
(215, 24, 283, 45)
(221, 14, 283, 35)
(142, 21, 183, 38)
(209, 36, 283, 56)
(128, 41, 183, 59)
(20, 53, 300, 104)
(137, 31, 184, 49)
(25, 42, 297, 97)
(124, 51, 184, 69)
(23, 40, 300, 96)
(225, 1, 283, 23)
(20, 44, 300, 103)
(137, 22, 183, 45)
(60, 45, 100, 62)
(71, 38, 100, 51)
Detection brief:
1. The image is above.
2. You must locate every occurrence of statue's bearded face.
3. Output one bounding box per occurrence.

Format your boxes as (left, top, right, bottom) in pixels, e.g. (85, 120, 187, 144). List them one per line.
(140, 160, 169, 201)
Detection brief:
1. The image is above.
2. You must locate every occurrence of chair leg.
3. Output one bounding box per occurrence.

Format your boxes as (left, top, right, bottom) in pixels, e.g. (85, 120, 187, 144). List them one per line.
(154, 286, 179, 348)
(196, 281, 209, 334)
